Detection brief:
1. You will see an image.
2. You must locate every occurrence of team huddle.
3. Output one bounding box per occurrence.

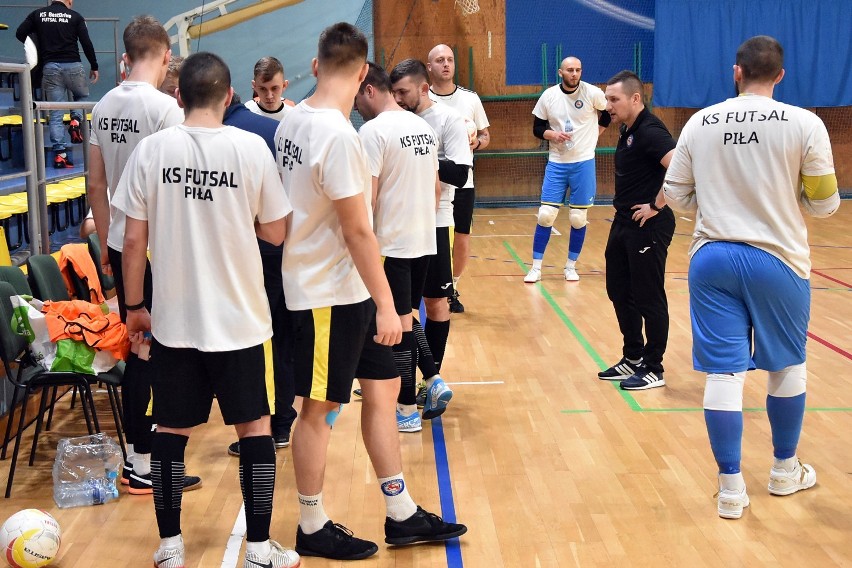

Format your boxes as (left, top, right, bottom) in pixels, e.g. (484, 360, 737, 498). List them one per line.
(20, 4, 841, 565)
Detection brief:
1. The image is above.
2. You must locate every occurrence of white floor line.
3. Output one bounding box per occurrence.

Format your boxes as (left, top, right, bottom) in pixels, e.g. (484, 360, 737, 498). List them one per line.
(445, 381, 505, 386)
(222, 503, 246, 568)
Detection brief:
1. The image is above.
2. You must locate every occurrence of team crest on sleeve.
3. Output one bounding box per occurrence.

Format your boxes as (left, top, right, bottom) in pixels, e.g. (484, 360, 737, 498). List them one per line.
(626, 134, 634, 147)
(575, 100, 584, 109)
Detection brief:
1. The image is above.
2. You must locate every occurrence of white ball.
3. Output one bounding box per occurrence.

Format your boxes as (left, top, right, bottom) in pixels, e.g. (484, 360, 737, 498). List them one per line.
(0, 509, 61, 568)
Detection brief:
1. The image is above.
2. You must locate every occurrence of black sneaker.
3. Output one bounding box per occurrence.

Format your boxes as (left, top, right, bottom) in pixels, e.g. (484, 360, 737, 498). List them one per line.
(598, 357, 642, 380)
(273, 432, 291, 448)
(68, 119, 83, 143)
(128, 472, 203, 495)
(415, 384, 427, 408)
(620, 368, 665, 390)
(228, 441, 240, 457)
(121, 460, 132, 486)
(385, 506, 467, 545)
(353, 388, 363, 399)
(448, 290, 464, 313)
(295, 521, 378, 560)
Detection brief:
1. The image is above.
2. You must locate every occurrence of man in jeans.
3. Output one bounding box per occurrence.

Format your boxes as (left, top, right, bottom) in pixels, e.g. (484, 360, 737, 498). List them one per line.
(16, 0, 98, 168)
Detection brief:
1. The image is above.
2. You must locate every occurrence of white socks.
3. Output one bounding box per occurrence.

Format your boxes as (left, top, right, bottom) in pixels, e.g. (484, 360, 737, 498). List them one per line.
(719, 472, 745, 492)
(565, 259, 576, 269)
(132, 452, 151, 476)
(378, 473, 417, 521)
(773, 456, 798, 472)
(298, 492, 330, 534)
(160, 534, 183, 549)
(245, 539, 271, 555)
(531, 258, 543, 270)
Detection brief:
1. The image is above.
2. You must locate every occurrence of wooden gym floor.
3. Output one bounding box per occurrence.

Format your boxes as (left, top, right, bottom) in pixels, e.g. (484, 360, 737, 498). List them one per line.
(0, 205, 850, 567)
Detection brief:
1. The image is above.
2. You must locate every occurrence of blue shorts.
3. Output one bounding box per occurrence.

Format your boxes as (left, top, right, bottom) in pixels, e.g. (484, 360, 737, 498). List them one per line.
(688, 241, 810, 373)
(540, 159, 596, 209)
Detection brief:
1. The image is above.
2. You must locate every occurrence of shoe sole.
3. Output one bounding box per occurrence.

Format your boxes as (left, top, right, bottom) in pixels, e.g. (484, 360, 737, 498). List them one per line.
(294, 545, 378, 561)
(620, 380, 666, 391)
(768, 476, 816, 496)
(385, 525, 468, 546)
(274, 442, 291, 448)
(523, 278, 541, 284)
(128, 486, 153, 495)
(183, 479, 203, 492)
(228, 448, 240, 457)
(398, 424, 423, 433)
(598, 374, 631, 381)
(422, 390, 453, 420)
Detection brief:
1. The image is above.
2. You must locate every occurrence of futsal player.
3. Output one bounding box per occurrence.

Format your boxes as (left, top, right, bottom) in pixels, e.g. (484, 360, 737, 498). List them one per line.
(87, 15, 201, 496)
(277, 24, 464, 559)
(158, 54, 183, 97)
(355, 61, 440, 433)
(391, 58, 472, 420)
(427, 43, 490, 313)
(245, 56, 293, 121)
(524, 56, 610, 283)
(116, 51, 299, 568)
(664, 35, 839, 519)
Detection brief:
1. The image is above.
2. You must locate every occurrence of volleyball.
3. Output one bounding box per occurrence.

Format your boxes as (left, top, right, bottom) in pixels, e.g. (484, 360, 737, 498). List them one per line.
(0, 510, 61, 568)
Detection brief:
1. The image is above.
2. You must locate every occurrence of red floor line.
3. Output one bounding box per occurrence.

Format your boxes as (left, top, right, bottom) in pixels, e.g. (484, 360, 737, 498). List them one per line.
(812, 269, 852, 289)
(808, 331, 852, 361)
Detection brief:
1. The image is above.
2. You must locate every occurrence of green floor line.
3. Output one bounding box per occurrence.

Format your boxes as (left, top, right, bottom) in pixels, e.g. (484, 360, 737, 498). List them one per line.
(502, 241, 852, 415)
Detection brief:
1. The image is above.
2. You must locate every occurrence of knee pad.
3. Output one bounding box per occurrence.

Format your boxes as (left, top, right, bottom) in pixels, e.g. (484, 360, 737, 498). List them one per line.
(768, 363, 807, 397)
(537, 205, 559, 228)
(325, 403, 343, 427)
(703, 372, 746, 412)
(568, 208, 588, 230)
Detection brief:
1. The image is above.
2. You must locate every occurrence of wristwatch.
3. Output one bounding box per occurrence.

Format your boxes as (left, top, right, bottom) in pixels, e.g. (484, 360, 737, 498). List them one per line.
(649, 202, 664, 212)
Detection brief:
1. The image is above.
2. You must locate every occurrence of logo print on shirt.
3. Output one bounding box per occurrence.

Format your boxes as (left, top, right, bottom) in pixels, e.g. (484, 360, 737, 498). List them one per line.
(440, 283, 452, 290)
(626, 134, 634, 147)
(575, 100, 584, 109)
(639, 247, 650, 254)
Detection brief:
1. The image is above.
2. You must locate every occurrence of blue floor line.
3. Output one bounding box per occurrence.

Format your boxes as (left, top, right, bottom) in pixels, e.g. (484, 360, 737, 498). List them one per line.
(431, 416, 464, 568)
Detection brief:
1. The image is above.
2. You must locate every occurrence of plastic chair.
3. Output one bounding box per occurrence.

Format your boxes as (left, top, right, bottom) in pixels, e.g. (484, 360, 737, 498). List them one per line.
(26, 254, 70, 302)
(86, 233, 114, 292)
(0, 281, 107, 497)
(0, 265, 32, 295)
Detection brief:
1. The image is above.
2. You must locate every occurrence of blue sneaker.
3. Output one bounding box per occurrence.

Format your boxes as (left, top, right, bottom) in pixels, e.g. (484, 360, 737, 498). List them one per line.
(422, 378, 453, 420)
(397, 410, 422, 433)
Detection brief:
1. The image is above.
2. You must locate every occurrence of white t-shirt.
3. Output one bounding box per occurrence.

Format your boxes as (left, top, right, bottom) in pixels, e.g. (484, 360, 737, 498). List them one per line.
(532, 81, 607, 164)
(90, 81, 184, 252)
(245, 99, 292, 122)
(666, 94, 835, 279)
(112, 124, 291, 351)
(429, 86, 489, 189)
(276, 102, 372, 310)
(417, 102, 473, 227)
(359, 110, 438, 258)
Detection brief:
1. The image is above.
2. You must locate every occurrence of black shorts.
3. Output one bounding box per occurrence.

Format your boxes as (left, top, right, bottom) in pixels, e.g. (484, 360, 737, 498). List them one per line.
(419, 227, 454, 299)
(452, 187, 475, 234)
(355, 311, 399, 380)
(290, 299, 372, 403)
(149, 340, 273, 428)
(384, 256, 430, 315)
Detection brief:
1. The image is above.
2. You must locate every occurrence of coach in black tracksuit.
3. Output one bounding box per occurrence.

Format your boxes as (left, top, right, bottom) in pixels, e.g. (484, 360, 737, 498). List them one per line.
(602, 71, 677, 391)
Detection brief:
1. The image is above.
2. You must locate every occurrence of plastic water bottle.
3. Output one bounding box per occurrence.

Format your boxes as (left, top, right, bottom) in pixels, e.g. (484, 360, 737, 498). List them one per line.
(564, 118, 575, 150)
(54, 474, 119, 509)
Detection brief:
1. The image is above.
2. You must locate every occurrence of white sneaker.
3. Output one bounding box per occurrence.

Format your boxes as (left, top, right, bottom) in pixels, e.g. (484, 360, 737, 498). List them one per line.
(717, 487, 749, 519)
(564, 266, 579, 281)
(153, 535, 185, 568)
(524, 267, 541, 283)
(244, 539, 300, 568)
(768, 459, 816, 496)
(396, 409, 423, 433)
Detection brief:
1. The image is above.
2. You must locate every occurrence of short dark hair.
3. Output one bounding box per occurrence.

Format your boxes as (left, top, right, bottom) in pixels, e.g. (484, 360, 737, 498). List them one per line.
(317, 22, 368, 70)
(178, 52, 231, 111)
(123, 15, 170, 62)
(607, 70, 644, 97)
(253, 56, 284, 82)
(359, 61, 391, 94)
(736, 35, 783, 83)
(389, 58, 429, 86)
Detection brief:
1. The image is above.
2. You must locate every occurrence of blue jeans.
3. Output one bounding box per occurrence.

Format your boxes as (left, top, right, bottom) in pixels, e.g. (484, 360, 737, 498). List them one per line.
(41, 62, 89, 152)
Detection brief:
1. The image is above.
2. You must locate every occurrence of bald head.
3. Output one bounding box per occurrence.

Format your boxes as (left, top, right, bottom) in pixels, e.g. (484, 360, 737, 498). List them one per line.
(427, 43, 455, 87)
(558, 56, 582, 90)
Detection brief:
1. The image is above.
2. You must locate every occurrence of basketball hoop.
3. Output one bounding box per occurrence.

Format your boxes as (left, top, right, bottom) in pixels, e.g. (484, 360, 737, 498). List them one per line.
(455, 0, 480, 16)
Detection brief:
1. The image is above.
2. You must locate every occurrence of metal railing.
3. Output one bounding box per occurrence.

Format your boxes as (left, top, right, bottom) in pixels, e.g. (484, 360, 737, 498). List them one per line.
(0, 61, 94, 256)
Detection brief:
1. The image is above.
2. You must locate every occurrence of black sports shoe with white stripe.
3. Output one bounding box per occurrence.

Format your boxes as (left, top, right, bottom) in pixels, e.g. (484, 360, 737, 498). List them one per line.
(598, 357, 642, 380)
(620, 368, 665, 390)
